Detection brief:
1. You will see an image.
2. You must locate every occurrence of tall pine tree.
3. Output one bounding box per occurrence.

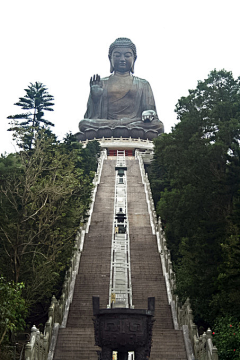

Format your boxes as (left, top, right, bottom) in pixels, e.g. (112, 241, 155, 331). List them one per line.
(8, 82, 54, 149)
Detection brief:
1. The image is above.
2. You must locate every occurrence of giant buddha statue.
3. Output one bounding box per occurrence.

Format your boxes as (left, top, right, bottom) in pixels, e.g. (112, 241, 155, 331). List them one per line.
(76, 38, 164, 141)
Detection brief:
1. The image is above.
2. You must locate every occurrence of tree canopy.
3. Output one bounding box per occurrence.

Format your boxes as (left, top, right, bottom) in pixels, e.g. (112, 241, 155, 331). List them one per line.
(0, 122, 101, 348)
(149, 69, 240, 329)
(7, 82, 54, 149)
(0, 277, 27, 347)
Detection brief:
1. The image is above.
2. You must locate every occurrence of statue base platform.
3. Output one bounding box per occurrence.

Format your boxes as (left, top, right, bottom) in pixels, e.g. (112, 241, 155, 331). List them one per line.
(76, 137, 155, 163)
(82, 136, 153, 149)
(75, 126, 159, 142)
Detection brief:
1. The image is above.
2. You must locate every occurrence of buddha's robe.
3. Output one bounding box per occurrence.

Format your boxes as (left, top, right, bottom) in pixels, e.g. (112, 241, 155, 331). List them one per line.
(79, 74, 163, 133)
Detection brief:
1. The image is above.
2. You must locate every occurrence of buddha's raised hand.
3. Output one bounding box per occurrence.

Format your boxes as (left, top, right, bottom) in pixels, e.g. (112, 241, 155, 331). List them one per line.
(90, 74, 103, 101)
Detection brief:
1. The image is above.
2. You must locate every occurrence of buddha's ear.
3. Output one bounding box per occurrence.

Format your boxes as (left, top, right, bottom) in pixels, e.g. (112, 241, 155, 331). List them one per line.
(131, 57, 137, 74)
(109, 56, 114, 73)
(131, 63, 135, 74)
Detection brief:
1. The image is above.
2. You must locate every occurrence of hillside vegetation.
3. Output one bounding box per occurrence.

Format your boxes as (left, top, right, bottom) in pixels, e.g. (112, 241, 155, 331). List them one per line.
(149, 70, 240, 359)
(0, 90, 101, 354)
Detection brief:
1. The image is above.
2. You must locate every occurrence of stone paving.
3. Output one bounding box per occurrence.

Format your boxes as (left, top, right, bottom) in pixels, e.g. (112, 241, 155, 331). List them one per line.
(53, 158, 187, 360)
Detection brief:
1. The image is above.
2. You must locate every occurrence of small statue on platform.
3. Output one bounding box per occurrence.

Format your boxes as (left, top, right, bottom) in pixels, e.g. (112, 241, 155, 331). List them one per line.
(77, 38, 164, 141)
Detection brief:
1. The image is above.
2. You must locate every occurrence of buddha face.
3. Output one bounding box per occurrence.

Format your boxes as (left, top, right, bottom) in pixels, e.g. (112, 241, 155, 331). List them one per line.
(110, 47, 135, 73)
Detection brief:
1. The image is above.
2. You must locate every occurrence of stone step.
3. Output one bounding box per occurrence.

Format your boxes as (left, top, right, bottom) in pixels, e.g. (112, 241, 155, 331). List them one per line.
(53, 159, 187, 360)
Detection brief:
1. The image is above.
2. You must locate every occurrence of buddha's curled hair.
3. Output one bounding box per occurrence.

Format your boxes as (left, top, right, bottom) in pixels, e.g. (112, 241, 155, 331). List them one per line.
(108, 38, 137, 60)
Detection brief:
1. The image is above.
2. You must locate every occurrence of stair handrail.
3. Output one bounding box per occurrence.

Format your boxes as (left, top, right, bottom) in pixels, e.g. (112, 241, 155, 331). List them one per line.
(136, 150, 218, 360)
(176, 297, 218, 360)
(135, 150, 157, 235)
(24, 149, 107, 360)
(86, 149, 107, 233)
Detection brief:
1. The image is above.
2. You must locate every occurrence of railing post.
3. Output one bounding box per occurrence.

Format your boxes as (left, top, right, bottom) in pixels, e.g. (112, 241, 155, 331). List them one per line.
(25, 325, 38, 360)
(40, 333, 44, 360)
(35, 329, 40, 360)
(48, 298, 54, 321)
(212, 346, 218, 360)
(25, 343, 32, 360)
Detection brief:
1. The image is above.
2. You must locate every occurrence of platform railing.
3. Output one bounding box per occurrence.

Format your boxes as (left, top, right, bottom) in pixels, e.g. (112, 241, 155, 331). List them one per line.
(135, 150, 218, 360)
(82, 136, 153, 145)
(24, 150, 107, 360)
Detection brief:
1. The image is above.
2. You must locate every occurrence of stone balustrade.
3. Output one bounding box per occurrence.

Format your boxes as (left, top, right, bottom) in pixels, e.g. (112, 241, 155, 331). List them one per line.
(135, 150, 157, 235)
(81, 137, 154, 151)
(24, 150, 107, 360)
(136, 150, 218, 360)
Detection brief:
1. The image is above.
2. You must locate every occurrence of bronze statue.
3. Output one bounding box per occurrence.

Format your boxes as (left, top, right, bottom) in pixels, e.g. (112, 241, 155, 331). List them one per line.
(77, 38, 164, 140)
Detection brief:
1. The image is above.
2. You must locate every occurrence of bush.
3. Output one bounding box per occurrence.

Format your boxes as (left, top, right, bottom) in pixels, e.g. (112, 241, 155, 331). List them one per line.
(0, 277, 27, 346)
(213, 316, 240, 359)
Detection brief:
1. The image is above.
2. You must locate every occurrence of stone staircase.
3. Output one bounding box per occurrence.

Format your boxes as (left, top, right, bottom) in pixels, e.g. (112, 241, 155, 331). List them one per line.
(53, 159, 116, 360)
(127, 159, 187, 360)
(53, 158, 187, 360)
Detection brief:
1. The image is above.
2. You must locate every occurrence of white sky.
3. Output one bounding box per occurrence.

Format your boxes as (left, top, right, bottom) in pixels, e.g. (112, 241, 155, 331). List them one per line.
(1, 0, 240, 154)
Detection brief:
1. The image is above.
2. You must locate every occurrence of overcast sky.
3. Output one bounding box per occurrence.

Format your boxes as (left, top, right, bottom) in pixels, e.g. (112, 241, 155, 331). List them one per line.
(1, 0, 239, 154)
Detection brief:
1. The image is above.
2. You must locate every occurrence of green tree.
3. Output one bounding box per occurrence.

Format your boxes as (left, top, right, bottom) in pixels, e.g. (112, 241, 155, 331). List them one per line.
(0, 277, 27, 346)
(7, 82, 54, 149)
(0, 128, 97, 313)
(149, 69, 240, 325)
(212, 228, 240, 318)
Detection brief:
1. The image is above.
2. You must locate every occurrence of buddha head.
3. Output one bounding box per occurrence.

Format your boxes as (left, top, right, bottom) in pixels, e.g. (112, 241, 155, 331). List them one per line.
(108, 38, 137, 74)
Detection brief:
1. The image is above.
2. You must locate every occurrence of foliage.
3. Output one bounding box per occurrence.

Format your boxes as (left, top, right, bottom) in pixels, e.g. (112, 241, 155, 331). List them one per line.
(211, 229, 240, 318)
(1, 81, 101, 343)
(0, 277, 27, 346)
(149, 69, 240, 325)
(0, 128, 100, 319)
(213, 316, 240, 359)
(7, 82, 54, 149)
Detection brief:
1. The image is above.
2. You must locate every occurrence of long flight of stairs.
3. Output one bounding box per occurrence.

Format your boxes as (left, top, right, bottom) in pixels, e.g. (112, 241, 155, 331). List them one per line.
(127, 159, 187, 360)
(53, 157, 187, 360)
(53, 159, 116, 360)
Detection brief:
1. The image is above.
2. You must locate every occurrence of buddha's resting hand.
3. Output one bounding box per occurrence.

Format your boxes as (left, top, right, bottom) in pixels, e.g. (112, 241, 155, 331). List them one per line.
(142, 110, 156, 122)
(90, 74, 103, 102)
